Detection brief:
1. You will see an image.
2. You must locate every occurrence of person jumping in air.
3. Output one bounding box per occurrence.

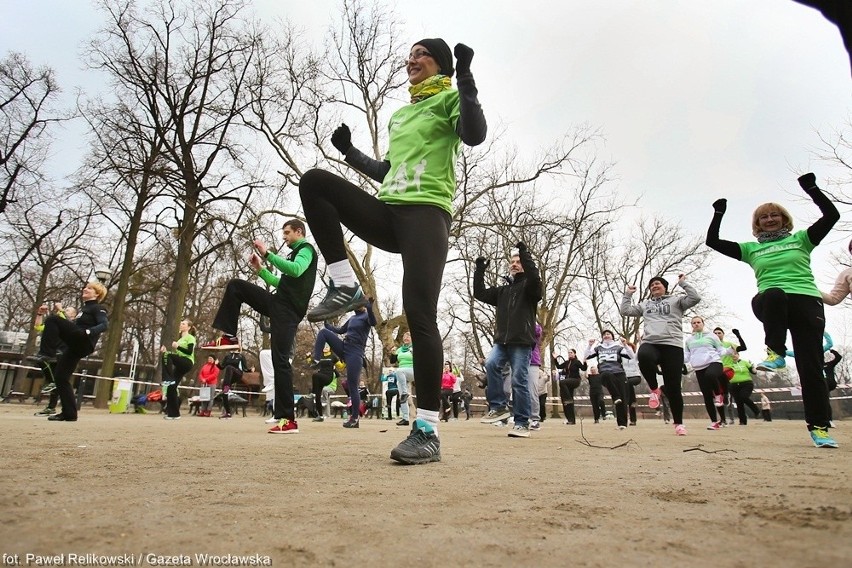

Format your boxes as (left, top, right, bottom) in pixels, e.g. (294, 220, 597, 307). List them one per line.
(299, 38, 486, 463)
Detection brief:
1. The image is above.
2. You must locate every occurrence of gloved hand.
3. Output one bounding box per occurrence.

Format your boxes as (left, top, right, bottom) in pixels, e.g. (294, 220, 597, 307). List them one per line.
(732, 328, 740, 336)
(798, 173, 817, 191)
(475, 256, 489, 269)
(331, 124, 352, 154)
(712, 198, 727, 214)
(516, 241, 527, 252)
(454, 43, 474, 75)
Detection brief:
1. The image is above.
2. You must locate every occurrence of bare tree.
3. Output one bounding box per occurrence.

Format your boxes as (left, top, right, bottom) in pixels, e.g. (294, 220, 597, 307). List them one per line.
(0, 52, 68, 215)
(584, 214, 712, 343)
(86, 0, 264, 357)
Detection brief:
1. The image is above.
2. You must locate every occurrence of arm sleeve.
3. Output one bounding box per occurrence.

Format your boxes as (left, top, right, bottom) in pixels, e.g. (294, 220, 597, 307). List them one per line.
(821, 268, 852, 306)
(804, 186, 840, 246)
(324, 322, 346, 335)
(89, 307, 109, 336)
(177, 342, 194, 357)
(732, 330, 747, 352)
(366, 303, 377, 327)
(677, 281, 702, 310)
(519, 248, 543, 302)
(454, 72, 487, 146)
(473, 265, 499, 305)
(705, 210, 742, 260)
(267, 246, 314, 278)
(344, 147, 391, 183)
(619, 294, 643, 317)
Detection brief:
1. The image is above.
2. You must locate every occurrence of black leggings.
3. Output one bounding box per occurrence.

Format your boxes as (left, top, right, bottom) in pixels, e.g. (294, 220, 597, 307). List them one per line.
(559, 380, 576, 423)
(300, 169, 450, 412)
(386, 388, 399, 417)
(729, 381, 761, 424)
(221, 366, 244, 415)
(695, 362, 725, 423)
(637, 343, 684, 424)
(163, 353, 193, 418)
(752, 289, 830, 429)
(589, 388, 605, 421)
(601, 372, 628, 427)
(312, 372, 334, 416)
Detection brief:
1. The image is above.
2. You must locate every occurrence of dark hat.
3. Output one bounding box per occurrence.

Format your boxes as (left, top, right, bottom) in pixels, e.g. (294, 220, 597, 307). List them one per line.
(648, 276, 669, 290)
(601, 329, 614, 339)
(413, 38, 454, 78)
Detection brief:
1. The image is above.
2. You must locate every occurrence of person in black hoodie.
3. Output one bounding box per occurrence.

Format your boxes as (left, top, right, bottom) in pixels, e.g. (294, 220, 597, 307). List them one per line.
(29, 282, 109, 422)
(474, 242, 543, 438)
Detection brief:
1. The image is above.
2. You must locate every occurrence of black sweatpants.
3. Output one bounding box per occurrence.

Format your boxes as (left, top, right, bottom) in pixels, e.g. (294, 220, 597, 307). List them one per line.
(752, 289, 830, 429)
(213, 279, 300, 421)
(637, 343, 684, 424)
(299, 168, 450, 412)
(39, 316, 94, 420)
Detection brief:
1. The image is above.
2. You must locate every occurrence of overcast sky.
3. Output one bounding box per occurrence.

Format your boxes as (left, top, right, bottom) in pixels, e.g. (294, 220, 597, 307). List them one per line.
(2, 0, 851, 357)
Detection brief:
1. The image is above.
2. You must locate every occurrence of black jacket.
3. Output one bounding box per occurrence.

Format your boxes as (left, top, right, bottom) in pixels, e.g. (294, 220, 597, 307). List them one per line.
(473, 247, 542, 345)
(77, 300, 109, 351)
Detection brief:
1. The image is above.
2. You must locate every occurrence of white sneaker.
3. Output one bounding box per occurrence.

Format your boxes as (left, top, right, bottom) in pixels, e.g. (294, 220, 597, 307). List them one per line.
(508, 424, 531, 438)
(529, 420, 541, 431)
(265, 417, 278, 424)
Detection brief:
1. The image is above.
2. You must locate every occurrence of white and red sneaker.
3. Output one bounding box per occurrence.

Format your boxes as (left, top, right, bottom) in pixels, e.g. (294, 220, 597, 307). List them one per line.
(648, 388, 662, 409)
(706, 422, 721, 430)
(268, 419, 299, 434)
(200, 335, 240, 350)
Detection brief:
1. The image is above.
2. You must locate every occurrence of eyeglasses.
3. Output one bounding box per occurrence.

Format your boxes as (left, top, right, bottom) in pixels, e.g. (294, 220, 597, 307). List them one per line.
(405, 50, 432, 62)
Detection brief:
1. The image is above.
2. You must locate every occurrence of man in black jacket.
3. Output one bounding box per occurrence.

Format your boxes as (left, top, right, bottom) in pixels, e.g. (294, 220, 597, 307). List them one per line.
(474, 242, 542, 438)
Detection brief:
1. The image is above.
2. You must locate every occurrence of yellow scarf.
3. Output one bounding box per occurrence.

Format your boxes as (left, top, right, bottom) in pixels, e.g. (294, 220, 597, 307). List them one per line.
(409, 75, 452, 103)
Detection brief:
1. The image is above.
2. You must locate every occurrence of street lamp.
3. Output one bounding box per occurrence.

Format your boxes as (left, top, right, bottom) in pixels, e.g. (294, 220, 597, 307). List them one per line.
(94, 268, 112, 284)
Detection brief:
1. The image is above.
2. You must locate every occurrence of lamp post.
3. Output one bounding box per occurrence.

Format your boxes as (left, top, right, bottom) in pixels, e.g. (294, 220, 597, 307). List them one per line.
(94, 268, 111, 284)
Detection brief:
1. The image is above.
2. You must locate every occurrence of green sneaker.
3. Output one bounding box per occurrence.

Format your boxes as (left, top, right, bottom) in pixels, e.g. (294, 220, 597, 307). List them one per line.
(810, 427, 838, 448)
(34, 407, 57, 417)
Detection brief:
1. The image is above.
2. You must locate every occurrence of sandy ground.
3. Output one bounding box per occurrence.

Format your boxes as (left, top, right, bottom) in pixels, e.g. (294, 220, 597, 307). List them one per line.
(0, 404, 850, 568)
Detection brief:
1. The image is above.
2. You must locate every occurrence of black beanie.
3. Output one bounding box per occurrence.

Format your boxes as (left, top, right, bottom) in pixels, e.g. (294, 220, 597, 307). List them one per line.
(648, 276, 669, 291)
(413, 38, 454, 78)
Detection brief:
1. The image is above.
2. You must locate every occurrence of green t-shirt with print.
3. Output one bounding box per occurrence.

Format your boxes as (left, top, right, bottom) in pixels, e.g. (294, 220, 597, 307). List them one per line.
(378, 89, 460, 215)
(739, 231, 819, 297)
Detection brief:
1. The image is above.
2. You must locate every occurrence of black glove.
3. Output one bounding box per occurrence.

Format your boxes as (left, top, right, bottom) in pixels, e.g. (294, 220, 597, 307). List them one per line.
(515, 241, 527, 253)
(475, 256, 489, 269)
(330, 124, 352, 154)
(712, 198, 727, 214)
(798, 172, 817, 191)
(454, 43, 474, 75)
(732, 328, 741, 336)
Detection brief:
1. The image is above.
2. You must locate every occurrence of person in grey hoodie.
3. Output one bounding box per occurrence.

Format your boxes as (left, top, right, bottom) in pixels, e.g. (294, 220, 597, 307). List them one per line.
(619, 274, 700, 436)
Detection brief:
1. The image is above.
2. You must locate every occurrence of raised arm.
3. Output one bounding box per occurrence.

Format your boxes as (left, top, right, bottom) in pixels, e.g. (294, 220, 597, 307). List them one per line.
(330, 124, 391, 183)
(799, 173, 840, 246)
(453, 44, 487, 146)
(705, 199, 741, 260)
